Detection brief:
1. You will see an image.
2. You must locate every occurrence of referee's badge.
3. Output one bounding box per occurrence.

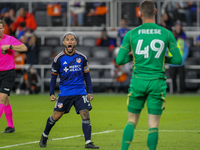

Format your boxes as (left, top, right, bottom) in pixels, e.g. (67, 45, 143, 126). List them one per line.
(58, 103, 63, 108)
(76, 58, 81, 63)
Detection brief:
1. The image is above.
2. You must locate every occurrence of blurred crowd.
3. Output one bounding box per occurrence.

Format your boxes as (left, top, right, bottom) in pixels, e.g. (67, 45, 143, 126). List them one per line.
(0, 6, 40, 94)
(0, 1, 200, 94)
(0, 7, 39, 66)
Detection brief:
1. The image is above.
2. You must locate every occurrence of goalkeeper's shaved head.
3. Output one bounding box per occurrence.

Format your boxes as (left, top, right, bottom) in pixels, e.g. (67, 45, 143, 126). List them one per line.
(140, 0, 156, 18)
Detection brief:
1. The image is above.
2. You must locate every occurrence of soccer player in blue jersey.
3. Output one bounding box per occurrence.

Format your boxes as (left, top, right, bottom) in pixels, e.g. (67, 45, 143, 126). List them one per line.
(39, 32, 99, 149)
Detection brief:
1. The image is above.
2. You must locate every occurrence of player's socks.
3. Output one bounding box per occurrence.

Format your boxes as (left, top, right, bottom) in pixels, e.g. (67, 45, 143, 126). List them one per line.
(147, 128, 158, 150)
(43, 115, 57, 136)
(0, 104, 4, 118)
(4, 103, 14, 128)
(121, 121, 135, 150)
(82, 119, 91, 142)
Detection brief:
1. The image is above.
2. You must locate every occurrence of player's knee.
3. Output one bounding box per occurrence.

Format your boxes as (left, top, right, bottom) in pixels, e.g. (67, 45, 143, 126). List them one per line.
(80, 109, 90, 120)
(4, 97, 9, 105)
(127, 111, 140, 126)
(0, 96, 7, 104)
(0, 99, 4, 104)
(148, 117, 161, 128)
(148, 124, 159, 129)
(127, 119, 138, 127)
(53, 116, 61, 121)
(52, 111, 64, 121)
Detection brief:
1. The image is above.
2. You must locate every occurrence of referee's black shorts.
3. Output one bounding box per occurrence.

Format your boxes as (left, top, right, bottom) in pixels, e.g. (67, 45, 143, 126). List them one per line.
(0, 69, 16, 96)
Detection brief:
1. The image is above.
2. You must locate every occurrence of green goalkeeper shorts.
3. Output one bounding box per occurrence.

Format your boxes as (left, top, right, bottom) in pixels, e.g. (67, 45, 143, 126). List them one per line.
(127, 77, 167, 115)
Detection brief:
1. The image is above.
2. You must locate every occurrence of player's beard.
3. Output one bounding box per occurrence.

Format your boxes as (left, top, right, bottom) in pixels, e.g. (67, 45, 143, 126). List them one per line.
(65, 45, 75, 55)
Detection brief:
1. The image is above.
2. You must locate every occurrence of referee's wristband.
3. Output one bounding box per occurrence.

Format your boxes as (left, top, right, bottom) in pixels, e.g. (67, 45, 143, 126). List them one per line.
(9, 45, 13, 49)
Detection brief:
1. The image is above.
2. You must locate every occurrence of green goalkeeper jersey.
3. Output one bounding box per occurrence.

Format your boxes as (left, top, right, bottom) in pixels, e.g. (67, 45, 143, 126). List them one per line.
(116, 23, 182, 79)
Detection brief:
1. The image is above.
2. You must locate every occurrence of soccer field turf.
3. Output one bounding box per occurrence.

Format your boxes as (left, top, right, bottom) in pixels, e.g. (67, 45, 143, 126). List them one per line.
(0, 93, 200, 150)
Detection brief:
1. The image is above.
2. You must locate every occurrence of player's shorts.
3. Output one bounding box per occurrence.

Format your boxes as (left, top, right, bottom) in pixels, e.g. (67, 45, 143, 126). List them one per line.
(127, 77, 167, 115)
(54, 95, 92, 114)
(0, 69, 16, 96)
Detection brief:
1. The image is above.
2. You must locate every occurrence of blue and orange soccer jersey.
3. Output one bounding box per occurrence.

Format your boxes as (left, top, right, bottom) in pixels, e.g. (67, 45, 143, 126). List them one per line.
(51, 50, 92, 96)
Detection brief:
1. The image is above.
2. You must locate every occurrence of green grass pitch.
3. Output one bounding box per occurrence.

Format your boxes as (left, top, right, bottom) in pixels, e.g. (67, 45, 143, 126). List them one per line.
(0, 93, 200, 150)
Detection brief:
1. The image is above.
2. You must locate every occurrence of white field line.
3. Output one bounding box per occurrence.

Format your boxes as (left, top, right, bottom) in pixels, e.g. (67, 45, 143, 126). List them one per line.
(0, 130, 115, 149)
(0, 129, 200, 149)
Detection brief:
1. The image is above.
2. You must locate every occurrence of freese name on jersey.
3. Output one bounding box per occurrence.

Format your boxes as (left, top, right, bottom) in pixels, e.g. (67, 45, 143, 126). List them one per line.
(138, 29, 161, 35)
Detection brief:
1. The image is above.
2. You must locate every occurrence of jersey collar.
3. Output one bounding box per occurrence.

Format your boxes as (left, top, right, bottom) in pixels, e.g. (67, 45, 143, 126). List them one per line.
(63, 49, 76, 56)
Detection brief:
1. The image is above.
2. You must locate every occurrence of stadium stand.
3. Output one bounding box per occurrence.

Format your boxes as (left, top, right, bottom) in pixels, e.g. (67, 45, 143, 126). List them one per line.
(76, 46, 92, 57)
(45, 37, 60, 46)
(54, 45, 65, 55)
(1, 0, 200, 93)
(38, 46, 54, 64)
(185, 37, 194, 48)
(186, 70, 199, 91)
(82, 37, 97, 47)
(91, 47, 111, 63)
(34, 11, 49, 26)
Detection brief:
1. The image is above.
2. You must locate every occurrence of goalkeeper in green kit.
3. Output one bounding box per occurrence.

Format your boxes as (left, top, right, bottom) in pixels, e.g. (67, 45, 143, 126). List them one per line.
(116, 0, 183, 150)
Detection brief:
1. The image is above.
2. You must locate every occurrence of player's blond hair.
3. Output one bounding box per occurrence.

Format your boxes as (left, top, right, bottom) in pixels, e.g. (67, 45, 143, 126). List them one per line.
(139, 0, 155, 18)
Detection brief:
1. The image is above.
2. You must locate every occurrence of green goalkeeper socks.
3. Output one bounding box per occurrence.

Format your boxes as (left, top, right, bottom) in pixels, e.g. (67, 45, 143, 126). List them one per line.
(121, 121, 135, 150)
(147, 128, 158, 150)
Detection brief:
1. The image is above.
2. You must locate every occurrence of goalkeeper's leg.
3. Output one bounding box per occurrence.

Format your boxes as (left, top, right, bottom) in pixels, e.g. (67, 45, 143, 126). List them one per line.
(121, 112, 140, 150)
(147, 109, 162, 150)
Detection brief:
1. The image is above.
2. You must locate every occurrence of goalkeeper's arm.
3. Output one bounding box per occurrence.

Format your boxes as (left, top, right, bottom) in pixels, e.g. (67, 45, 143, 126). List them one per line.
(165, 47, 182, 65)
(116, 48, 133, 65)
(165, 30, 183, 65)
(116, 30, 133, 65)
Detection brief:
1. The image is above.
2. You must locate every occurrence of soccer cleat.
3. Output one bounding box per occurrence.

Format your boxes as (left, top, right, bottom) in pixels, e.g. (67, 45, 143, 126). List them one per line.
(85, 142, 99, 149)
(39, 134, 48, 148)
(1, 127, 15, 133)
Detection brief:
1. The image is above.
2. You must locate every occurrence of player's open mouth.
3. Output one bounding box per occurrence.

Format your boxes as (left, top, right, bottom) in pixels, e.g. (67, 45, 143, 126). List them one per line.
(68, 45, 72, 50)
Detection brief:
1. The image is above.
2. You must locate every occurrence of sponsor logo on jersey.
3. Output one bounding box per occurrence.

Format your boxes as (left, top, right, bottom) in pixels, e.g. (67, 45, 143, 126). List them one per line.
(64, 67, 69, 72)
(76, 58, 81, 63)
(63, 61, 67, 65)
(4, 88, 10, 91)
(69, 65, 81, 71)
(58, 103, 63, 108)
